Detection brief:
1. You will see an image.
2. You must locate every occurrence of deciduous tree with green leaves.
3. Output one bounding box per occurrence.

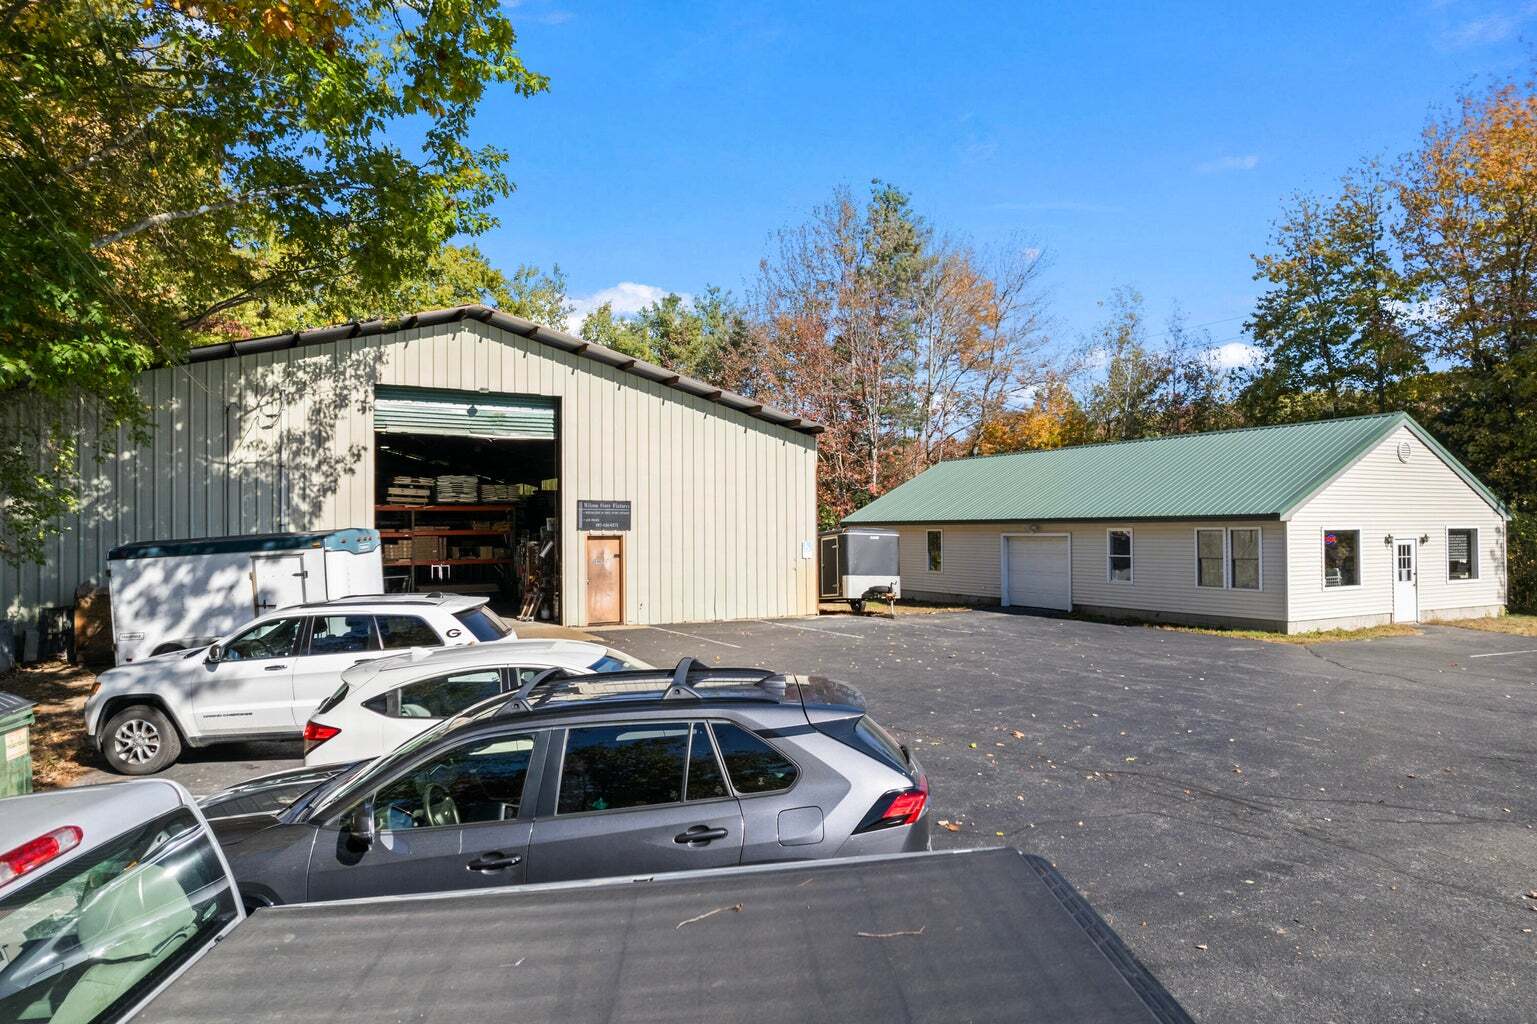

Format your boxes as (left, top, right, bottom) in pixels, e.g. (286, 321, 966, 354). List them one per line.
(1080, 287, 1168, 441)
(0, 0, 546, 561)
(237, 245, 570, 336)
(578, 288, 754, 385)
(1239, 163, 1421, 423)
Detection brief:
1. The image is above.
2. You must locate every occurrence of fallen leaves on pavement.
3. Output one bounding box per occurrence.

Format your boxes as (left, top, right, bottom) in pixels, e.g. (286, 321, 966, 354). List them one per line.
(857, 926, 926, 939)
(675, 904, 743, 929)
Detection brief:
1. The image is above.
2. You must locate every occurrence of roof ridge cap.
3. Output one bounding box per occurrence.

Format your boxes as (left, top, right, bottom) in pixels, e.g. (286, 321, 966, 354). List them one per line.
(926, 412, 1407, 468)
(182, 305, 825, 437)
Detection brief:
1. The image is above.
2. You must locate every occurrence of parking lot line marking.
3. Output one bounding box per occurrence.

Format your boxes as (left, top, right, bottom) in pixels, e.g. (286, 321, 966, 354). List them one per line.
(756, 619, 863, 640)
(1467, 648, 1537, 659)
(898, 619, 976, 635)
(639, 625, 742, 649)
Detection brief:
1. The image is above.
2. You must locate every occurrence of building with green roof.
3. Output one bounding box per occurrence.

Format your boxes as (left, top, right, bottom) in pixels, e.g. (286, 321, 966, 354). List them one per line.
(843, 413, 1508, 633)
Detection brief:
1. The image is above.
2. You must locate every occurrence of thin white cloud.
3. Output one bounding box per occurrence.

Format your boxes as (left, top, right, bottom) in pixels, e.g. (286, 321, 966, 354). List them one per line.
(1195, 154, 1260, 175)
(1442, 3, 1536, 47)
(956, 112, 999, 164)
(962, 140, 999, 162)
(1210, 341, 1262, 368)
(566, 282, 685, 333)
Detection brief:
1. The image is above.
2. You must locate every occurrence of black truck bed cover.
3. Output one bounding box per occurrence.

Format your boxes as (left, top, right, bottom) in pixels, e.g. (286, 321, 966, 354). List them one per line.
(137, 848, 1193, 1024)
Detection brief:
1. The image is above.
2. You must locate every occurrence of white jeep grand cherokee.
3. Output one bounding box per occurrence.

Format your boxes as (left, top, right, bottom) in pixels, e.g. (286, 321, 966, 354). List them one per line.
(84, 594, 517, 774)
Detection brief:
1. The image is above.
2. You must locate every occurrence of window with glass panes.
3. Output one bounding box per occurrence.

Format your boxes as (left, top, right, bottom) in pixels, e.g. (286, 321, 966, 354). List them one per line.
(1323, 529, 1359, 587)
(1229, 528, 1260, 590)
(1196, 529, 1225, 588)
(1107, 530, 1133, 583)
(1447, 529, 1477, 580)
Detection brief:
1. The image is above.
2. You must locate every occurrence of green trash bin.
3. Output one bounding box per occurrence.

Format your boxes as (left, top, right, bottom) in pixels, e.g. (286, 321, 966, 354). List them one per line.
(0, 691, 36, 797)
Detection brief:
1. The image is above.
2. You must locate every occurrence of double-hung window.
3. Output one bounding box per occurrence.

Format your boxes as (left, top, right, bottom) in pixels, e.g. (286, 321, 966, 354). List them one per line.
(1107, 529, 1133, 583)
(1228, 528, 1261, 590)
(1196, 528, 1262, 591)
(1447, 528, 1478, 581)
(1196, 529, 1225, 588)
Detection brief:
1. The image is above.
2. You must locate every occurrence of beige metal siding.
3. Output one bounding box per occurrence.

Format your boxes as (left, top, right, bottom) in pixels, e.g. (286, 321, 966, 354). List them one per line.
(3, 320, 818, 627)
(1285, 425, 1506, 629)
(895, 521, 1287, 622)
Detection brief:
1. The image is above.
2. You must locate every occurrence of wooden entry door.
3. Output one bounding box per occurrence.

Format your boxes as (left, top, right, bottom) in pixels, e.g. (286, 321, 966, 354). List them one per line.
(585, 536, 623, 625)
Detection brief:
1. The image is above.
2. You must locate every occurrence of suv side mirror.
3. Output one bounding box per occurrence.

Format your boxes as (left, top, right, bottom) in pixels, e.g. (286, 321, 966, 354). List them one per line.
(205, 644, 223, 664)
(345, 800, 376, 847)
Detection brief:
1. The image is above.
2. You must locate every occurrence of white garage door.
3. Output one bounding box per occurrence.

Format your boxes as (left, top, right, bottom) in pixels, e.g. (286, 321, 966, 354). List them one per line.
(1005, 535, 1071, 611)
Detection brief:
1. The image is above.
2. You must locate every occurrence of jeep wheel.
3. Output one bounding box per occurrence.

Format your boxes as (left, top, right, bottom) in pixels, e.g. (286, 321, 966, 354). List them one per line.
(102, 705, 182, 775)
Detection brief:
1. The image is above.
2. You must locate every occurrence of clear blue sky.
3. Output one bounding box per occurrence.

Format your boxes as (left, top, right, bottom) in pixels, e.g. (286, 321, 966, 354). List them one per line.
(468, 1, 1532, 356)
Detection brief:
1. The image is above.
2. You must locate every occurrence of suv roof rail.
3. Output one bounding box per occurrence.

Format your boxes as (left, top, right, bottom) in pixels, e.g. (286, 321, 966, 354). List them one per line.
(295, 592, 457, 610)
(491, 656, 786, 717)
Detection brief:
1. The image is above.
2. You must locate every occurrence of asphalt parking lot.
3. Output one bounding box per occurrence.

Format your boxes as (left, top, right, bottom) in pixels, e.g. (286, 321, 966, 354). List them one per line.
(82, 610, 1536, 1022)
(595, 612, 1537, 1024)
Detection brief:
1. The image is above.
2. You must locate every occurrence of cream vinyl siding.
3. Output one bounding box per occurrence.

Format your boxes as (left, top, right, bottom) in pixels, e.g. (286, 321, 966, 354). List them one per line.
(896, 525, 1004, 600)
(895, 521, 1286, 621)
(2, 319, 819, 627)
(1285, 425, 1506, 628)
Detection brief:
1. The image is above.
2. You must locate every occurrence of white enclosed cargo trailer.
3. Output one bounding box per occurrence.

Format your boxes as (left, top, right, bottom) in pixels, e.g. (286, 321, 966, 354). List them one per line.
(106, 530, 383, 664)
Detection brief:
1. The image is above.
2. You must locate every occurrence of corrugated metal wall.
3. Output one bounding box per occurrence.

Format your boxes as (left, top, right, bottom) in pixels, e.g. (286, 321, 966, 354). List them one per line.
(2, 320, 820, 627)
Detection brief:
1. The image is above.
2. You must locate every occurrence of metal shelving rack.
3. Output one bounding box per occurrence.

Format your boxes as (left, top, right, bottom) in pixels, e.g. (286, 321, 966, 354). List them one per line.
(374, 503, 519, 592)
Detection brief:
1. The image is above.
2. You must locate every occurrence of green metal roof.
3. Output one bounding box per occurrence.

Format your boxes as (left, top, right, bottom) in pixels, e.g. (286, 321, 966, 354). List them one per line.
(843, 413, 1507, 525)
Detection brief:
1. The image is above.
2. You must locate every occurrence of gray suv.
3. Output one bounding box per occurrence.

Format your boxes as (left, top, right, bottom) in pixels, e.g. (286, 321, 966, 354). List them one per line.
(213, 659, 929, 907)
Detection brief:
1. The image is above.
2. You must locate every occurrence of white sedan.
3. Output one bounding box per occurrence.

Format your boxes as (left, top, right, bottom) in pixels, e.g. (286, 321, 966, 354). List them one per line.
(301, 639, 651, 766)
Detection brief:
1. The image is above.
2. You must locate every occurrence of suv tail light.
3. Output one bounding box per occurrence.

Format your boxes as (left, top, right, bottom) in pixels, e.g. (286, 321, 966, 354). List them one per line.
(854, 773, 928, 833)
(1, 826, 83, 887)
(303, 721, 340, 754)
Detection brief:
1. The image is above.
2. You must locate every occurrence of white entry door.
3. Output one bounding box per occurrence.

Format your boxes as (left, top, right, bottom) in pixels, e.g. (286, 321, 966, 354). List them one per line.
(1393, 539, 1418, 623)
(1004, 535, 1072, 611)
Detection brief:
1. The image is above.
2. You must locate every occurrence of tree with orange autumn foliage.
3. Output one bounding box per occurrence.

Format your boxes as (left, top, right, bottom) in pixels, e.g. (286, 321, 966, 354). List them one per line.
(741, 184, 1052, 526)
(1398, 77, 1537, 610)
(974, 374, 1089, 454)
(1397, 79, 1537, 504)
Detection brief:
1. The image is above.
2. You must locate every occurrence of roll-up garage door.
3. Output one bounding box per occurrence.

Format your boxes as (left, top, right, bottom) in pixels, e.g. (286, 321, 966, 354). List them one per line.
(374, 386, 556, 440)
(1005, 535, 1072, 611)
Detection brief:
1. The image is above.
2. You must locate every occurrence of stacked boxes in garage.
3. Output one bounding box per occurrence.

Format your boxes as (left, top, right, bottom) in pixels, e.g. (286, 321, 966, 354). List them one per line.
(381, 540, 413, 562)
(412, 535, 447, 562)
